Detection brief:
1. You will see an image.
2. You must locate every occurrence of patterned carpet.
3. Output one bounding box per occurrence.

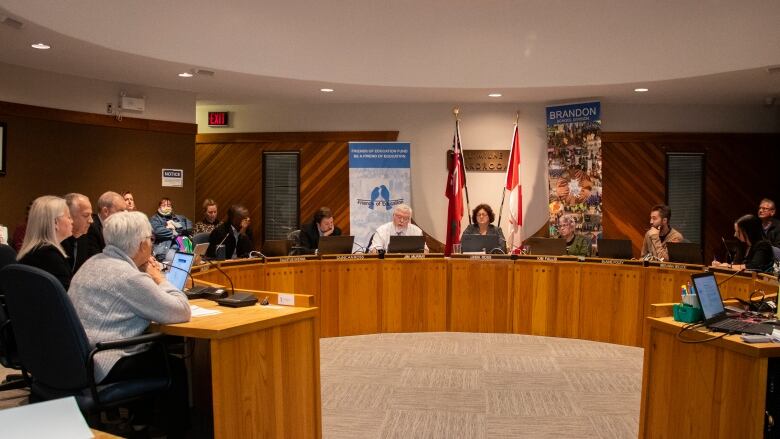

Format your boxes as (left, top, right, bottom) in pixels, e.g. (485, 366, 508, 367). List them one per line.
(0, 332, 643, 438)
(320, 332, 643, 439)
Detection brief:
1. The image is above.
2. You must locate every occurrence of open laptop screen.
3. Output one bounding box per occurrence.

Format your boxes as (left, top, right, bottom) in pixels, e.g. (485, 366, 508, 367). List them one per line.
(165, 252, 195, 291)
(691, 272, 725, 320)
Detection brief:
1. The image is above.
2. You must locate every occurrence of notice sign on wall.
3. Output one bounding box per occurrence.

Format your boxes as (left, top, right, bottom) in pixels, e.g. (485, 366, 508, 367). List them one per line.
(162, 169, 183, 187)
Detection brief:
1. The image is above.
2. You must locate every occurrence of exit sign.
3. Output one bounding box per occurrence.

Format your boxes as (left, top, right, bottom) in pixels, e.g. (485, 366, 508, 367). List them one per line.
(208, 111, 229, 127)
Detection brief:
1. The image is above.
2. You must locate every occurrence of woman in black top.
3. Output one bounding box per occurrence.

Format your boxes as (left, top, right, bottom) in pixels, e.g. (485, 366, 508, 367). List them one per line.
(714, 214, 775, 273)
(17, 195, 74, 289)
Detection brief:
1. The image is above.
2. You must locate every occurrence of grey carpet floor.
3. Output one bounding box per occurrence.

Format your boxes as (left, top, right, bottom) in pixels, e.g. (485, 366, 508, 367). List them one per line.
(320, 332, 643, 439)
(0, 332, 643, 438)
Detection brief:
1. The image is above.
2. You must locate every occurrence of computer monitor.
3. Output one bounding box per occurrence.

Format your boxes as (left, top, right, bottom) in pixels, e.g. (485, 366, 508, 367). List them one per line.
(318, 235, 355, 255)
(690, 272, 725, 320)
(165, 251, 195, 291)
(597, 239, 633, 259)
(263, 240, 291, 257)
(387, 235, 425, 253)
(667, 242, 703, 265)
(461, 234, 501, 253)
(525, 237, 567, 256)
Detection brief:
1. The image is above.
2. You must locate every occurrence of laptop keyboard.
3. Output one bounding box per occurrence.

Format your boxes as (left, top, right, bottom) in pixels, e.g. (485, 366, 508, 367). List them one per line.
(711, 319, 774, 335)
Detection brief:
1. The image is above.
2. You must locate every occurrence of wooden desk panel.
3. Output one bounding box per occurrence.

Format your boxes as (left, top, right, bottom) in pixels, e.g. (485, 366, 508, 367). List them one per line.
(513, 261, 583, 339)
(449, 258, 513, 333)
(320, 260, 380, 337)
(579, 264, 644, 346)
(219, 263, 265, 290)
(381, 259, 447, 333)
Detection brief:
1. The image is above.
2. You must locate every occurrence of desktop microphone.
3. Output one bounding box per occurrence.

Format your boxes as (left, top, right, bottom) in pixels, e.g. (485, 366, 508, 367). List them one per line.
(202, 258, 258, 307)
(716, 267, 746, 288)
(160, 260, 227, 300)
(721, 237, 734, 264)
(214, 228, 231, 260)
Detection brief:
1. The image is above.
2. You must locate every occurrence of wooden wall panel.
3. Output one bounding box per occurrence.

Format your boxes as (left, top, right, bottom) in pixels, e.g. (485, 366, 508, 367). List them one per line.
(195, 132, 398, 251)
(602, 133, 780, 262)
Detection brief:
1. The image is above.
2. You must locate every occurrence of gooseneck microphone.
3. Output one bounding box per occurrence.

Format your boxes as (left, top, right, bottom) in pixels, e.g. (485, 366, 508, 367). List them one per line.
(202, 258, 235, 296)
(721, 237, 734, 264)
(716, 267, 746, 288)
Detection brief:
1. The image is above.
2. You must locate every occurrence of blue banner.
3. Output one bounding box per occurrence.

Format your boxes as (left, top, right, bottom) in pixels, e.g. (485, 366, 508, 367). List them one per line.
(349, 142, 411, 251)
(546, 101, 601, 125)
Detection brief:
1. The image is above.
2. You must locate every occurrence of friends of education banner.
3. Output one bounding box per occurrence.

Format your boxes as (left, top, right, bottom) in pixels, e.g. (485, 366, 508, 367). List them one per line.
(546, 102, 602, 243)
(348, 142, 411, 251)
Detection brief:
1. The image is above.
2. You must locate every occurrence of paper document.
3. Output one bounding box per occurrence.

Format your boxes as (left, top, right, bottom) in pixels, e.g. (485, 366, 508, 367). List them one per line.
(190, 305, 222, 317)
(0, 396, 93, 439)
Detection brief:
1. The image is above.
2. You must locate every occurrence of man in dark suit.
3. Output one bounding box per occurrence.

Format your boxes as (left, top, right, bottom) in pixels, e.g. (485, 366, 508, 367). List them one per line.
(61, 193, 94, 273)
(85, 191, 127, 256)
(206, 205, 253, 259)
(758, 198, 780, 247)
(299, 207, 341, 254)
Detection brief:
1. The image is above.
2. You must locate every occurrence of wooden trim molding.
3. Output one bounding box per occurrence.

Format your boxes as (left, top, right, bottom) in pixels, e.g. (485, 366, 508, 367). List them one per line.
(0, 100, 197, 135)
(196, 131, 399, 144)
(602, 132, 780, 143)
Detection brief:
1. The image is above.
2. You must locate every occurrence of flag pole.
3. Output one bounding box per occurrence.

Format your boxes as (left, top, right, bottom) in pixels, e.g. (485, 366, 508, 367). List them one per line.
(497, 112, 520, 228)
(453, 107, 472, 224)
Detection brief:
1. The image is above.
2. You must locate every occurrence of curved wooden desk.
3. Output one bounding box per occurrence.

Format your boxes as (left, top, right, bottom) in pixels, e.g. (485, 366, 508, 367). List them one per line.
(192, 254, 777, 348)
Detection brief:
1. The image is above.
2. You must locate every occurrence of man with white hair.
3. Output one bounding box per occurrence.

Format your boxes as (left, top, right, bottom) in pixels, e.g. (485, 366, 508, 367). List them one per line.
(61, 193, 95, 273)
(69, 211, 190, 436)
(85, 191, 126, 255)
(369, 204, 428, 253)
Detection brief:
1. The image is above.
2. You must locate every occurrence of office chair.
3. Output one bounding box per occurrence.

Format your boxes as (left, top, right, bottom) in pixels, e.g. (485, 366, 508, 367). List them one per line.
(0, 264, 171, 424)
(0, 244, 26, 392)
(0, 244, 16, 269)
(287, 229, 304, 255)
(191, 232, 211, 245)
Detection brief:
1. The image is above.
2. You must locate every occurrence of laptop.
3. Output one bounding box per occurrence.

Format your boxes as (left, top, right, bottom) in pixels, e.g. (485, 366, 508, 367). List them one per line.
(597, 239, 633, 259)
(461, 234, 501, 253)
(263, 239, 291, 257)
(164, 251, 195, 291)
(318, 235, 355, 255)
(387, 235, 425, 253)
(691, 272, 773, 335)
(192, 242, 209, 257)
(667, 242, 703, 265)
(525, 237, 567, 256)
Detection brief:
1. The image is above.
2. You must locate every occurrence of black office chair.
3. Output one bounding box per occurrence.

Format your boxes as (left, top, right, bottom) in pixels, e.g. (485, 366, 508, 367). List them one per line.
(0, 244, 16, 269)
(0, 244, 26, 392)
(191, 232, 211, 245)
(0, 264, 171, 424)
(288, 229, 304, 255)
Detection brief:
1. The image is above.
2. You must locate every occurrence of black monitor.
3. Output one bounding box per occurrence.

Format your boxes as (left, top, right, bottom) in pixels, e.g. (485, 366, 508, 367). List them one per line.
(262, 240, 291, 257)
(387, 235, 425, 253)
(667, 242, 703, 265)
(318, 235, 355, 255)
(461, 234, 501, 253)
(597, 239, 633, 259)
(525, 237, 567, 256)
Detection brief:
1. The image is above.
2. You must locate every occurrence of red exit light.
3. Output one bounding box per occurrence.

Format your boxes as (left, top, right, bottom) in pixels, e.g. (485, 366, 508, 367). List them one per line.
(208, 112, 229, 126)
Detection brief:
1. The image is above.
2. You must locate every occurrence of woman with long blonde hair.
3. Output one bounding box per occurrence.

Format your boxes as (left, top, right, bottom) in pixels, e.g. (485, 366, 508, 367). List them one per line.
(17, 195, 73, 289)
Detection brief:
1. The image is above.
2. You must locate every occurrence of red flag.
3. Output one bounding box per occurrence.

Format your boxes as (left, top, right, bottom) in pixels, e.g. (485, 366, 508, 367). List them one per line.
(505, 124, 523, 252)
(445, 121, 465, 255)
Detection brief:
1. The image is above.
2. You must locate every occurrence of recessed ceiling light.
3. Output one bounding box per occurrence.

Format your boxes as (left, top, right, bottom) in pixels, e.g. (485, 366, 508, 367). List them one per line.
(320, 88, 334, 93)
(634, 88, 649, 93)
(488, 93, 502, 97)
(178, 72, 193, 78)
(31, 43, 50, 50)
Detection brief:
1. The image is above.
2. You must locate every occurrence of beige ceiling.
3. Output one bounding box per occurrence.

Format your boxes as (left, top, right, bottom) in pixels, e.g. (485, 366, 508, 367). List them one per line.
(1, 0, 779, 105)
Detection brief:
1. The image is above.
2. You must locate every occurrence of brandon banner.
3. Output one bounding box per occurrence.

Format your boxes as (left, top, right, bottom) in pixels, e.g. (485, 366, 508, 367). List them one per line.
(546, 101, 602, 244)
(349, 142, 411, 251)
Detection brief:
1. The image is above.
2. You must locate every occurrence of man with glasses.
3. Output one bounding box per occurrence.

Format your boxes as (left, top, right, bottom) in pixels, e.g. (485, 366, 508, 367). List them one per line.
(758, 198, 780, 247)
(369, 204, 428, 253)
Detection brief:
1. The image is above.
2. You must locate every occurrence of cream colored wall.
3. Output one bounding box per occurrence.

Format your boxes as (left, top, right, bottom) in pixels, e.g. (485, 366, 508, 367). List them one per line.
(196, 101, 779, 245)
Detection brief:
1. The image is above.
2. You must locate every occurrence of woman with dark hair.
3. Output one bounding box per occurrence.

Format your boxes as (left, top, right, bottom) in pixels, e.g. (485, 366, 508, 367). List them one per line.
(461, 203, 506, 250)
(300, 207, 342, 254)
(713, 214, 774, 272)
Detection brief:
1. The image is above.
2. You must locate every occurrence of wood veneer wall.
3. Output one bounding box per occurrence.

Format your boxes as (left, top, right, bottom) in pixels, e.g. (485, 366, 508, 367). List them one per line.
(195, 132, 398, 249)
(601, 132, 780, 262)
(0, 101, 197, 229)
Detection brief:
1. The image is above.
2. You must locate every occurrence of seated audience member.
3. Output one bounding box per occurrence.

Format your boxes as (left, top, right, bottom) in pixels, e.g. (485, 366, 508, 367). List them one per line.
(369, 204, 428, 253)
(207, 205, 252, 259)
(150, 197, 193, 257)
(300, 207, 342, 254)
(758, 198, 780, 247)
(68, 211, 191, 437)
(460, 203, 506, 251)
(122, 191, 136, 211)
(61, 193, 94, 273)
(713, 214, 775, 273)
(558, 214, 590, 256)
(86, 191, 127, 256)
(640, 204, 683, 261)
(11, 200, 33, 251)
(193, 198, 219, 235)
(17, 195, 73, 289)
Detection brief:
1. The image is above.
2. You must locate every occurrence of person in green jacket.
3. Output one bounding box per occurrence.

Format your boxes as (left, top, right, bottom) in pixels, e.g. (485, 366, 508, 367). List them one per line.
(559, 215, 591, 256)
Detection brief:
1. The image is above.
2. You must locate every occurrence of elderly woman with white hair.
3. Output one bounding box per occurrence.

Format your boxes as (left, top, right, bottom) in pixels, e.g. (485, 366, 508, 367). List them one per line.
(68, 211, 191, 436)
(558, 214, 591, 257)
(17, 195, 74, 289)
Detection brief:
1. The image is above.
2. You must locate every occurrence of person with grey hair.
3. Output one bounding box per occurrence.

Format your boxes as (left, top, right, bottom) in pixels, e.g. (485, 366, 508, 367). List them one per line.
(558, 214, 591, 256)
(61, 193, 94, 273)
(85, 190, 126, 256)
(69, 211, 191, 436)
(369, 204, 428, 253)
(18, 195, 74, 289)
